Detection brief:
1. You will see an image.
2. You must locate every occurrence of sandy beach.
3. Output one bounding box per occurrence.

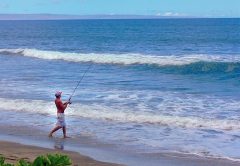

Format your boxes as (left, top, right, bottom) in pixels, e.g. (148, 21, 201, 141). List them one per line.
(0, 140, 121, 166)
(0, 137, 240, 166)
(0, 110, 240, 166)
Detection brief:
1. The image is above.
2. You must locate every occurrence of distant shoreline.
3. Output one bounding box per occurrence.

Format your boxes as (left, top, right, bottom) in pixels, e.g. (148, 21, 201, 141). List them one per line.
(0, 14, 239, 20)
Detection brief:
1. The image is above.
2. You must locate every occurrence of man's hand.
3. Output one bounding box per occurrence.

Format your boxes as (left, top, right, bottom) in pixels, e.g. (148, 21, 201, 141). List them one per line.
(63, 101, 71, 105)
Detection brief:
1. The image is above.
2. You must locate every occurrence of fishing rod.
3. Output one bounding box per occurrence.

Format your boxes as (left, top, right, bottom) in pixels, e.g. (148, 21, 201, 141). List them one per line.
(68, 63, 93, 103)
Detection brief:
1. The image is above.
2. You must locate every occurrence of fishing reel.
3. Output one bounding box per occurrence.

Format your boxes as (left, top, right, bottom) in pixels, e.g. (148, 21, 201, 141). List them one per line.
(68, 98, 72, 105)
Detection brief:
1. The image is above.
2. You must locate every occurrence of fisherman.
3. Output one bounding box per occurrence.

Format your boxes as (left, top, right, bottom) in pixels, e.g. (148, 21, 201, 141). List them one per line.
(49, 91, 71, 138)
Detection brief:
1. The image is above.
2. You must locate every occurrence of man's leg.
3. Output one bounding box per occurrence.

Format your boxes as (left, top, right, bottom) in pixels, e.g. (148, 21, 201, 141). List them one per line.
(62, 127, 70, 138)
(49, 126, 62, 137)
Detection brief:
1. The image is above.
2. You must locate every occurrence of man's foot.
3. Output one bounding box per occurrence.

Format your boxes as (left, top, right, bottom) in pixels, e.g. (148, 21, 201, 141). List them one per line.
(63, 136, 71, 139)
(48, 133, 53, 137)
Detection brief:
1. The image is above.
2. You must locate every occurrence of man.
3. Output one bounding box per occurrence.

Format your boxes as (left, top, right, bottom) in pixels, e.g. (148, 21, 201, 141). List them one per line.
(49, 91, 71, 138)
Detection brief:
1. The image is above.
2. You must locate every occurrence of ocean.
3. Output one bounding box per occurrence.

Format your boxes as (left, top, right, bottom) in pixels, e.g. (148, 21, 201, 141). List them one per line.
(0, 18, 240, 162)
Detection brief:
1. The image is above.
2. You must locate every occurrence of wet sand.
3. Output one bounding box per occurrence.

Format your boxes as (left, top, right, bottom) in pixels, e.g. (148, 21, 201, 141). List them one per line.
(1, 139, 240, 166)
(0, 140, 122, 166)
(0, 117, 239, 166)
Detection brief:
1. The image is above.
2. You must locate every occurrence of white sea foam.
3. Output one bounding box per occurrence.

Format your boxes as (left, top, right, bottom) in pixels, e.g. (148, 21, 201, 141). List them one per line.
(0, 48, 239, 66)
(0, 97, 240, 131)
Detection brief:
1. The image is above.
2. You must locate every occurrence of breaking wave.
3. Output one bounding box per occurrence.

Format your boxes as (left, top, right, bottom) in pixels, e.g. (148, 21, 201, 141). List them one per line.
(1, 48, 240, 74)
(0, 48, 239, 66)
(0, 97, 240, 131)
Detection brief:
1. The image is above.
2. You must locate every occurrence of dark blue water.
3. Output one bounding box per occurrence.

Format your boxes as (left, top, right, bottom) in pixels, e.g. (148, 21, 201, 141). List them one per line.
(0, 18, 240, 160)
(0, 19, 239, 54)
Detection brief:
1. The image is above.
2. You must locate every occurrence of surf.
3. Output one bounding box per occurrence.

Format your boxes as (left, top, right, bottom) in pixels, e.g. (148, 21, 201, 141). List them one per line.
(0, 48, 240, 66)
(0, 97, 240, 131)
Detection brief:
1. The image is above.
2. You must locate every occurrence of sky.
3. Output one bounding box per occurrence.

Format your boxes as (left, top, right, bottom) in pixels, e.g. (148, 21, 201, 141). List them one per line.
(0, 0, 239, 18)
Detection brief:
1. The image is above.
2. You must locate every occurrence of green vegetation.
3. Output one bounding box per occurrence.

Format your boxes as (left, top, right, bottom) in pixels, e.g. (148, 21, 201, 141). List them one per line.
(0, 154, 72, 166)
(0, 155, 14, 166)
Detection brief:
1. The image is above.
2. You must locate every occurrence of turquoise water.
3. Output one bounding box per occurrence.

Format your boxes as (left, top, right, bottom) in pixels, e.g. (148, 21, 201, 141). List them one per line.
(0, 18, 240, 160)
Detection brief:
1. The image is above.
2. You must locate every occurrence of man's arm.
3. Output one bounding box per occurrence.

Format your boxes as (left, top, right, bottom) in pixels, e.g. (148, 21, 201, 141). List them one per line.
(56, 100, 68, 110)
(63, 101, 70, 105)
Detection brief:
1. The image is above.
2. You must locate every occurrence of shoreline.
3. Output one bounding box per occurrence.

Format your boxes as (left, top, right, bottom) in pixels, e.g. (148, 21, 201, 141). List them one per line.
(0, 140, 121, 166)
(0, 111, 239, 166)
(0, 117, 240, 166)
(0, 133, 240, 166)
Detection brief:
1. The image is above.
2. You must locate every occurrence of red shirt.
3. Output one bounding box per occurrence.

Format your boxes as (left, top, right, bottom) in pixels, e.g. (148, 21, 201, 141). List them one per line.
(55, 98, 67, 113)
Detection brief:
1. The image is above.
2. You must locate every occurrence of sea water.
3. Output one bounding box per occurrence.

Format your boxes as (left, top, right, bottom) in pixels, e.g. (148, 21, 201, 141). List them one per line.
(0, 18, 240, 160)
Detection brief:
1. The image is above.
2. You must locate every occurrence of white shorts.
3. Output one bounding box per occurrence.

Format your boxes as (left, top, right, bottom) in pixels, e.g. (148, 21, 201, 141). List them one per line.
(56, 113, 66, 127)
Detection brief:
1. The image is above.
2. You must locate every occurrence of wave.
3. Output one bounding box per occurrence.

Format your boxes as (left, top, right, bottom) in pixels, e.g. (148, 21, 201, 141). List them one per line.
(1, 48, 240, 74)
(0, 48, 240, 66)
(0, 97, 240, 131)
(159, 61, 240, 74)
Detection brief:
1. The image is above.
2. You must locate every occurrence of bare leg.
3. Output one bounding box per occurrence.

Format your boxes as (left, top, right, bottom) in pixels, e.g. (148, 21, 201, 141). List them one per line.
(62, 127, 70, 138)
(49, 126, 62, 137)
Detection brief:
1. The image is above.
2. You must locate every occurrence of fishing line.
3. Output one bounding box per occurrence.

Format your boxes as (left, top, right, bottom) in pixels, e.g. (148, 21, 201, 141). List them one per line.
(68, 63, 93, 102)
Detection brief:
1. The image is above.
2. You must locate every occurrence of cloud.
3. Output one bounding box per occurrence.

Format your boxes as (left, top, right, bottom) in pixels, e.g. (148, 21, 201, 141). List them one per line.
(156, 12, 186, 17)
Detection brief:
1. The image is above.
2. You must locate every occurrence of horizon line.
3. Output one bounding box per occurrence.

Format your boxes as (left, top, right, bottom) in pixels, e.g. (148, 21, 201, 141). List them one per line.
(0, 14, 239, 20)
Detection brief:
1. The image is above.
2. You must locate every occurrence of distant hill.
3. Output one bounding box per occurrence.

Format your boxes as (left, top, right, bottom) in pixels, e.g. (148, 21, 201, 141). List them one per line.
(0, 14, 191, 20)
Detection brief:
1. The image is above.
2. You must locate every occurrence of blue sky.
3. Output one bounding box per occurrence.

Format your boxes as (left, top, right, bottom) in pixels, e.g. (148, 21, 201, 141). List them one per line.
(0, 0, 239, 17)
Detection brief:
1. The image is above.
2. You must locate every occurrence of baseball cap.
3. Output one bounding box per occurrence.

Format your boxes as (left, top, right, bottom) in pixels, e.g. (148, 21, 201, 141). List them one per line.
(55, 91, 62, 97)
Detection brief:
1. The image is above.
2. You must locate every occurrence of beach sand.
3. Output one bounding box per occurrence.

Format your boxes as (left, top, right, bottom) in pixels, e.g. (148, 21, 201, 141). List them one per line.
(0, 117, 239, 166)
(0, 140, 122, 166)
(1, 139, 240, 166)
